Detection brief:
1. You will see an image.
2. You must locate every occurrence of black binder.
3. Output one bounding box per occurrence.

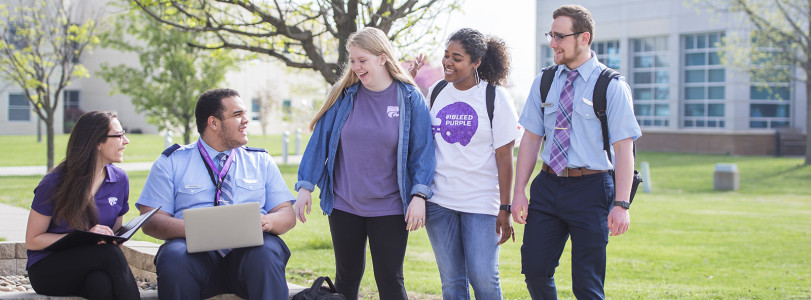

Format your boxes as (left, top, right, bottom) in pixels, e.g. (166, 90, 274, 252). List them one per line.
(44, 206, 161, 252)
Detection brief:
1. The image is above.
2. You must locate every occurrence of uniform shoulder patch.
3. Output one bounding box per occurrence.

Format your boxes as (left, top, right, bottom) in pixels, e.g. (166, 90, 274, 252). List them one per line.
(244, 146, 268, 153)
(162, 144, 181, 156)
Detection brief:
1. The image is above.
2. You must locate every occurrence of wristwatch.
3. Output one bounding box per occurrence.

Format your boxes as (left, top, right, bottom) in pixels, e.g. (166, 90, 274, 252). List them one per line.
(499, 204, 511, 212)
(613, 201, 631, 210)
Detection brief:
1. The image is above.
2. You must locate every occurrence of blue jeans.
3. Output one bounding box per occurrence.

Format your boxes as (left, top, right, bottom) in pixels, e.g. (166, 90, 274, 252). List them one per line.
(425, 201, 503, 300)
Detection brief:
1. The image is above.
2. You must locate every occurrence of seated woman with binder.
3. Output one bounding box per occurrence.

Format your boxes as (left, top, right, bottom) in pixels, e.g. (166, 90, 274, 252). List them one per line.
(24, 111, 139, 300)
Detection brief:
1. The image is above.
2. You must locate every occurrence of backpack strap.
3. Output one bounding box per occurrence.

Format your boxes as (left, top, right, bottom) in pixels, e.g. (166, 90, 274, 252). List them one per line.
(539, 65, 559, 114)
(431, 80, 496, 128)
(593, 67, 621, 164)
(485, 82, 496, 127)
(429, 80, 449, 108)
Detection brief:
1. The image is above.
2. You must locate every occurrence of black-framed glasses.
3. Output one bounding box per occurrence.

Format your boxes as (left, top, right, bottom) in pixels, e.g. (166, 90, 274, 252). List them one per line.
(106, 130, 126, 139)
(545, 31, 585, 43)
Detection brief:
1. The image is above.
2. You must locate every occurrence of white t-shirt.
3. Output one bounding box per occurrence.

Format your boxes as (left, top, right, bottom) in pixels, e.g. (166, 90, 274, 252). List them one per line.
(427, 80, 522, 216)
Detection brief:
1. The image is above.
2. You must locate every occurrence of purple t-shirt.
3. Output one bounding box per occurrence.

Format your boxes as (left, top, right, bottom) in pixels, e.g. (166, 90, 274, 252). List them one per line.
(26, 164, 130, 269)
(333, 82, 402, 217)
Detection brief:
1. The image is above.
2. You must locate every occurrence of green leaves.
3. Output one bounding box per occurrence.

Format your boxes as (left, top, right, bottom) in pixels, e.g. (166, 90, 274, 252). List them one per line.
(99, 7, 239, 144)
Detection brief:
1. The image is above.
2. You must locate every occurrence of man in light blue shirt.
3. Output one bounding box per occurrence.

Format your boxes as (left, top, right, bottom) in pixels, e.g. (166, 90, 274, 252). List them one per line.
(511, 5, 642, 299)
(137, 88, 296, 299)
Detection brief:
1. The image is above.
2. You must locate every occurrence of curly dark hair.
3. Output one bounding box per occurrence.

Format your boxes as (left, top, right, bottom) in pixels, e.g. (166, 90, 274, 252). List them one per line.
(448, 28, 511, 86)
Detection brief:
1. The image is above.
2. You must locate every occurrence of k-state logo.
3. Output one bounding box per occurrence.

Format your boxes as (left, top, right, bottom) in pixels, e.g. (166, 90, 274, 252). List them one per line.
(108, 197, 118, 206)
(387, 106, 399, 118)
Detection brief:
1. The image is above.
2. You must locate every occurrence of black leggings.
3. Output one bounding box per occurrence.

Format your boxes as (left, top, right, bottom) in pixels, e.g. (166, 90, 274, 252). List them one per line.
(328, 209, 409, 300)
(28, 244, 139, 300)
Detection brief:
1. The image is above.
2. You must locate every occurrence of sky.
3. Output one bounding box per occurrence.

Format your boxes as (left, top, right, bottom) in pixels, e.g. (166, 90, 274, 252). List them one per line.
(420, 0, 539, 102)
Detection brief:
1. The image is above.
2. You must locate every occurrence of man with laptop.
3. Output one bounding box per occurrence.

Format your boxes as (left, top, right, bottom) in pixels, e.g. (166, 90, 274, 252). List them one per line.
(137, 88, 296, 299)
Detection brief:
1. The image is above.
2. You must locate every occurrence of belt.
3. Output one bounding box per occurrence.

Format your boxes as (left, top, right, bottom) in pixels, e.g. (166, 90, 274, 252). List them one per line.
(542, 163, 608, 177)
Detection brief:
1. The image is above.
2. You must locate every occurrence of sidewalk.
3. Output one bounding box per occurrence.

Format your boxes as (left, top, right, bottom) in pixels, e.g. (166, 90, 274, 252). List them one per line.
(0, 202, 28, 242)
(0, 155, 302, 177)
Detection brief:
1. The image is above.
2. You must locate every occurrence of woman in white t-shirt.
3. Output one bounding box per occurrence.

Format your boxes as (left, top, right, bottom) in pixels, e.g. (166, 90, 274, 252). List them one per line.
(422, 28, 521, 299)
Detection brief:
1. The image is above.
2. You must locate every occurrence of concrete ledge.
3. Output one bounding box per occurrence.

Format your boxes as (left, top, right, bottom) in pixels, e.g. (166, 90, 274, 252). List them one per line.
(0, 241, 305, 299)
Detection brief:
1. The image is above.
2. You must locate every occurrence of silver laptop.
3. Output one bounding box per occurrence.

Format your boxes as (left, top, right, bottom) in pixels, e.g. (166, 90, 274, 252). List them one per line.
(184, 202, 264, 253)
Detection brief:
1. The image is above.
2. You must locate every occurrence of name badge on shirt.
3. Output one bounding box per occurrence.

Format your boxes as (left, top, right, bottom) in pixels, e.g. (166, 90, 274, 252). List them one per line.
(242, 179, 258, 184)
(541, 103, 554, 108)
(583, 98, 593, 106)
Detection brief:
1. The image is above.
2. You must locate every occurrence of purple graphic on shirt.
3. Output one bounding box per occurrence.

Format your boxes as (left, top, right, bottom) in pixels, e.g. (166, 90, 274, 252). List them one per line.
(432, 102, 478, 146)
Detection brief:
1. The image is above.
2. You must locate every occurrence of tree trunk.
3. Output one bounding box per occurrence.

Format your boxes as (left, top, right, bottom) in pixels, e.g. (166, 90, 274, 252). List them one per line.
(183, 121, 191, 145)
(46, 113, 55, 171)
(806, 74, 811, 165)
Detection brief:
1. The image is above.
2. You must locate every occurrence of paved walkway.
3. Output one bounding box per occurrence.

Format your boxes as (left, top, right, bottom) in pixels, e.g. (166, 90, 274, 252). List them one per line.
(0, 202, 29, 242)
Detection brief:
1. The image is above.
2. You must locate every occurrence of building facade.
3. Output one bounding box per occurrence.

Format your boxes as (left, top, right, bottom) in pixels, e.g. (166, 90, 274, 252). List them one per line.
(537, 0, 807, 155)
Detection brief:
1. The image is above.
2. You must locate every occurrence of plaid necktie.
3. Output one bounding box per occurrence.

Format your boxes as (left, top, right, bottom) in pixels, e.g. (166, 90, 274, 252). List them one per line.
(215, 153, 234, 257)
(548, 70, 579, 175)
(216, 153, 234, 206)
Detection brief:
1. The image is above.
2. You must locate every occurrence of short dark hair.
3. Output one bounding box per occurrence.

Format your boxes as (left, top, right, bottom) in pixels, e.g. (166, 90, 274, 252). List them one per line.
(195, 88, 240, 134)
(553, 5, 595, 45)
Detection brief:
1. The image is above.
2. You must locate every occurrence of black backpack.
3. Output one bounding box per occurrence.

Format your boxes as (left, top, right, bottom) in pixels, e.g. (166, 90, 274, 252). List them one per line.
(292, 276, 345, 300)
(430, 80, 497, 127)
(539, 65, 641, 202)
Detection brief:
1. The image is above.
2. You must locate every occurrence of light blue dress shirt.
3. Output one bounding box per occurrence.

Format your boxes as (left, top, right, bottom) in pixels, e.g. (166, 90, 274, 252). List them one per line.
(520, 51, 642, 171)
(137, 138, 294, 219)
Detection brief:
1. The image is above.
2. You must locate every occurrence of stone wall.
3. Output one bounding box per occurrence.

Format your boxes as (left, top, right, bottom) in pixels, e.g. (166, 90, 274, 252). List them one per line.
(0, 241, 304, 299)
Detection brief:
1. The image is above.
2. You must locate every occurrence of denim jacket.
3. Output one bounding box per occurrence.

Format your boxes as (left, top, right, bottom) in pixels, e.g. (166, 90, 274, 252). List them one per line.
(295, 81, 436, 215)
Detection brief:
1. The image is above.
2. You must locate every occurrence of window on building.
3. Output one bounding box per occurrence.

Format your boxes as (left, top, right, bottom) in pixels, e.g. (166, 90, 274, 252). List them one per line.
(541, 47, 555, 69)
(8, 23, 28, 49)
(251, 98, 261, 121)
(631, 36, 669, 127)
(748, 37, 792, 129)
(8, 94, 31, 121)
(592, 40, 620, 71)
(682, 32, 725, 128)
(283, 99, 291, 121)
(63, 90, 81, 133)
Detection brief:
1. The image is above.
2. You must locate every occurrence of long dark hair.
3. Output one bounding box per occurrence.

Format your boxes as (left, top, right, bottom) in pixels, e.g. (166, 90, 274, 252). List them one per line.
(448, 28, 511, 86)
(51, 111, 117, 230)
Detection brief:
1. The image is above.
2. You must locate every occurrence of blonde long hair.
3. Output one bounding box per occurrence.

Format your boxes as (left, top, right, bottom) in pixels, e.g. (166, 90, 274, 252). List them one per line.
(309, 27, 417, 131)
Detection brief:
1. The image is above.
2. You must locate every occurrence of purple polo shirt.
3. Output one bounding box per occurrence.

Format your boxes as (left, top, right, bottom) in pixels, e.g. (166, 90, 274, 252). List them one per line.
(26, 164, 130, 269)
(333, 82, 402, 217)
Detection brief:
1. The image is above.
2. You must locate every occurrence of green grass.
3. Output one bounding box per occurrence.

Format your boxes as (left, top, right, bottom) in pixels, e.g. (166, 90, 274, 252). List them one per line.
(0, 134, 310, 167)
(1, 152, 809, 299)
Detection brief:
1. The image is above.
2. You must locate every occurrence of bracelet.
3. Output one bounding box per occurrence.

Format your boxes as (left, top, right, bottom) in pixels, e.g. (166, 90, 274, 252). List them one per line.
(412, 193, 428, 200)
(499, 204, 511, 212)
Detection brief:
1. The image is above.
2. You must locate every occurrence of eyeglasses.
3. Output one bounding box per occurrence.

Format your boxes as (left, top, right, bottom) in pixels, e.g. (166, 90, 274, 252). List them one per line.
(545, 31, 585, 43)
(106, 130, 126, 139)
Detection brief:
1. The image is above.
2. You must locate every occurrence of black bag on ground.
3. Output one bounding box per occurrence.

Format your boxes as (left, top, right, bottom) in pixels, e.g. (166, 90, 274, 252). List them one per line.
(292, 276, 345, 300)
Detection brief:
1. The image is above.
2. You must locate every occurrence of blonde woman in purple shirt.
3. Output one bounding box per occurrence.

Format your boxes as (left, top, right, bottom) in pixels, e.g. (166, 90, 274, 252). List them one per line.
(24, 111, 139, 299)
(295, 27, 435, 300)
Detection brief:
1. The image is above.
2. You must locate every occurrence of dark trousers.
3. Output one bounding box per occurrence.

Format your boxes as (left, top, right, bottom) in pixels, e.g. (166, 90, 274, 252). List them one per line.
(154, 233, 291, 300)
(328, 209, 409, 300)
(521, 171, 614, 300)
(28, 244, 140, 300)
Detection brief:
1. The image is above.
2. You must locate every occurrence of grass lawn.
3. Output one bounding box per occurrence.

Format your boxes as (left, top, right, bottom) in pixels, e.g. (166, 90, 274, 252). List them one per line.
(1, 151, 809, 299)
(0, 134, 309, 167)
